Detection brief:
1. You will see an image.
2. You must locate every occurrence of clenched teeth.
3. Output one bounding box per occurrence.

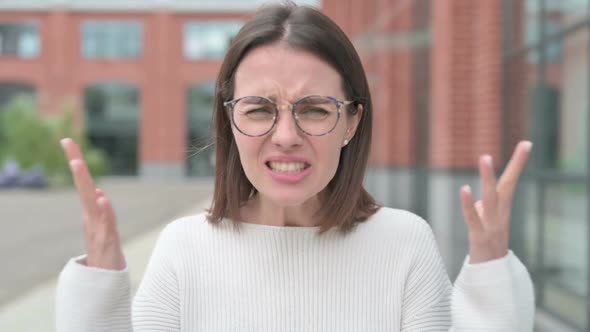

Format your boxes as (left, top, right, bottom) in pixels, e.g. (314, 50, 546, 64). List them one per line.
(268, 161, 307, 173)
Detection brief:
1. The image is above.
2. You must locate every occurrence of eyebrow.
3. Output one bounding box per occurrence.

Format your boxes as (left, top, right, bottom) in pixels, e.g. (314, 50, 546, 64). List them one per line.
(260, 94, 310, 103)
(266, 94, 278, 102)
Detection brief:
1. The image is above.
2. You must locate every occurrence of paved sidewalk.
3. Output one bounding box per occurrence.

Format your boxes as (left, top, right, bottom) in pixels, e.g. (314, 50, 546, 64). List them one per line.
(0, 177, 213, 306)
(0, 182, 562, 332)
(0, 197, 212, 332)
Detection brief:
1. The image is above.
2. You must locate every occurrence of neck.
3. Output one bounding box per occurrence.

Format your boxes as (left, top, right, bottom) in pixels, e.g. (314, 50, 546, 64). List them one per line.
(240, 193, 322, 227)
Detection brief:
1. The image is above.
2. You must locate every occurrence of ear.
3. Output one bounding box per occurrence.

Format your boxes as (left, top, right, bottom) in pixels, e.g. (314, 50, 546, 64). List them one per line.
(345, 103, 363, 141)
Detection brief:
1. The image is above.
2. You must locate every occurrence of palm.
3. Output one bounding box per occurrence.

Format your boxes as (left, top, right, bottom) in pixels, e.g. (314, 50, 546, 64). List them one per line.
(459, 140, 532, 264)
(61, 138, 126, 270)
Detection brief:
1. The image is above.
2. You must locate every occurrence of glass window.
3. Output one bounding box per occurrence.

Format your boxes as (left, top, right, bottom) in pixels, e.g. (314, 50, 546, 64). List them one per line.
(187, 82, 214, 128)
(527, 30, 587, 304)
(545, 0, 588, 30)
(186, 82, 215, 177)
(81, 21, 142, 59)
(84, 82, 139, 175)
(183, 21, 242, 60)
(555, 31, 588, 173)
(0, 83, 35, 110)
(524, 0, 588, 48)
(524, 0, 542, 45)
(526, 21, 562, 63)
(84, 82, 139, 122)
(0, 22, 39, 58)
(506, 14, 589, 331)
(532, 31, 588, 173)
(542, 183, 587, 329)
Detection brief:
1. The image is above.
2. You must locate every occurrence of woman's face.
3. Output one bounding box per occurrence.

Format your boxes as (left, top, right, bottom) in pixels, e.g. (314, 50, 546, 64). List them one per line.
(231, 44, 361, 207)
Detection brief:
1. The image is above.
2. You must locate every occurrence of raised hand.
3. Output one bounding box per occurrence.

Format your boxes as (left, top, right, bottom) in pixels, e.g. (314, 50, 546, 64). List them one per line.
(460, 140, 532, 264)
(61, 138, 126, 270)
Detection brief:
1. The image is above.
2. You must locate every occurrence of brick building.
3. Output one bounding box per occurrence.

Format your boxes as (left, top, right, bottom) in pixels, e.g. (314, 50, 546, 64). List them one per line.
(327, 0, 517, 273)
(0, 0, 297, 177)
(324, 1, 589, 331)
(0, 0, 588, 331)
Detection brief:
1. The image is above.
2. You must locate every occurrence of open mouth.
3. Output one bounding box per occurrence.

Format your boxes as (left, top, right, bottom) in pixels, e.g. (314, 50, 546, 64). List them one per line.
(266, 161, 311, 173)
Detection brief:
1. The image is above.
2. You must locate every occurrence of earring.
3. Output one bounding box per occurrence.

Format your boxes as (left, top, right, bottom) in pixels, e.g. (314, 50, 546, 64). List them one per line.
(343, 139, 349, 146)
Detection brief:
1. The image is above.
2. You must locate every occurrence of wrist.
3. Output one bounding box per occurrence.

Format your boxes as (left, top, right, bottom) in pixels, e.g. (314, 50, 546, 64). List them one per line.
(468, 248, 509, 264)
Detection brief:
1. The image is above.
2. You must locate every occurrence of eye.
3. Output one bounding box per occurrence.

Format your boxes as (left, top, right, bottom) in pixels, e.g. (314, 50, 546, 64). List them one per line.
(304, 107, 328, 114)
(297, 106, 330, 120)
(243, 107, 275, 120)
(245, 108, 271, 114)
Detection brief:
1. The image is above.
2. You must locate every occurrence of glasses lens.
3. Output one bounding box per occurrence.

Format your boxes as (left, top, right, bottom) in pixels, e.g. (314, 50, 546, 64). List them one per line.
(232, 97, 276, 136)
(294, 96, 339, 135)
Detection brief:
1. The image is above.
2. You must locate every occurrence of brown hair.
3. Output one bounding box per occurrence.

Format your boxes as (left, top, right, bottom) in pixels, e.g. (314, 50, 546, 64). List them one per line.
(207, 1, 380, 233)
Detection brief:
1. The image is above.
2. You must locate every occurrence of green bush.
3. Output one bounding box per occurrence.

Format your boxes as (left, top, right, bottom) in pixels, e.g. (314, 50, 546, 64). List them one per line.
(0, 96, 110, 187)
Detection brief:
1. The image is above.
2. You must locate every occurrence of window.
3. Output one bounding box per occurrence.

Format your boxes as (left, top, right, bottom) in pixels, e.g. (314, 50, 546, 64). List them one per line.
(84, 82, 140, 175)
(0, 23, 39, 58)
(183, 21, 242, 60)
(186, 82, 215, 177)
(0, 82, 35, 110)
(505, 3, 590, 329)
(526, 21, 562, 63)
(81, 21, 142, 59)
(85, 82, 139, 122)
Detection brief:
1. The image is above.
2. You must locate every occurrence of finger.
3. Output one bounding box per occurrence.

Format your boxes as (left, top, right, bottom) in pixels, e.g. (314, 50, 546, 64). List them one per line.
(480, 155, 499, 223)
(497, 140, 533, 205)
(61, 138, 101, 218)
(460, 185, 483, 232)
(70, 159, 100, 218)
(97, 196, 118, 232)
(96, 188, 105, 198)
(474, 200, 484, 219)
(60, 138, 84, 162)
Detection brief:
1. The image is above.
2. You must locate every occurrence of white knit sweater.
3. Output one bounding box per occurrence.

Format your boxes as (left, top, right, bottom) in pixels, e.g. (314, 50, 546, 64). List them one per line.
(55, 207, 535, 331)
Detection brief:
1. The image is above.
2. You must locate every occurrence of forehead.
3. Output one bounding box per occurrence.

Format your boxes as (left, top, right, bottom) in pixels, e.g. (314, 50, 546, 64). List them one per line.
(233, 44, 344, 100)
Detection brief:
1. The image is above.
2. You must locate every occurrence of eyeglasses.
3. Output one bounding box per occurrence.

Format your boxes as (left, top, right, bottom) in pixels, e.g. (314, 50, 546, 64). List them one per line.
(223, 95, 356, 137)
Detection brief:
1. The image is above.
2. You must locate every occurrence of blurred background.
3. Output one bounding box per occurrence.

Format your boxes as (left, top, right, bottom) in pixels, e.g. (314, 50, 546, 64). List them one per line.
(0, 0, 588, 331)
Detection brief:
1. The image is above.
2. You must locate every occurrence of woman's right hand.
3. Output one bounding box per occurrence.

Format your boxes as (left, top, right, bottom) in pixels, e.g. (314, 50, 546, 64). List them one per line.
(61, 138, 126, 270)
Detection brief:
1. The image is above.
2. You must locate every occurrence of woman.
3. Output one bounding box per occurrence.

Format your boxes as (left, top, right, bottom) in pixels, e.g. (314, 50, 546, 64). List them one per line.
(56, 2, 534, 331)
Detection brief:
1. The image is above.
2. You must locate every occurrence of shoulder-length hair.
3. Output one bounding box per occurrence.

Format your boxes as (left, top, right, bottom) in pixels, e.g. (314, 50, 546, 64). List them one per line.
(207, 1, 380, 233)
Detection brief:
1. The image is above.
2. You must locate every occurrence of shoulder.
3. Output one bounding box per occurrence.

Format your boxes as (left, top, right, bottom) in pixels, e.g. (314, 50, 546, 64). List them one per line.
(357, 208, 444, 275)
(365, 207, 433, 236)
(153, 212, 214, 248)
(359, 207, 438, 251)
(164, 212, 210, 232)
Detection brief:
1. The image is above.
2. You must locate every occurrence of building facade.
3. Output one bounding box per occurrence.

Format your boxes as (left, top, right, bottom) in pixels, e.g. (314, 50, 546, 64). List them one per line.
(322, 0, 589, 331)
(504, 1, 589, 330)
(0, 0, 588, 331)
(0, 0, 308, 177)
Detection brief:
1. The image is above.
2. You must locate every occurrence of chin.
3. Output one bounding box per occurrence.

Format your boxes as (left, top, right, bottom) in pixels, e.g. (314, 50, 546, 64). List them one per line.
(258, 186, 321, 208)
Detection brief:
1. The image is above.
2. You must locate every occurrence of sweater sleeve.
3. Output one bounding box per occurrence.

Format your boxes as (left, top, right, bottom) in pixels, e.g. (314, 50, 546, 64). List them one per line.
(451, 251, 535, 331)
(400, 220, 535, 332)
(55, 256, 133, 332)
(55, 224, 181, 332)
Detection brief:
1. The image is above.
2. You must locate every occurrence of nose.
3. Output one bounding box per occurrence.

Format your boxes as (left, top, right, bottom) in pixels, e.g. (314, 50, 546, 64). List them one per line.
(270, 110, 304, 148)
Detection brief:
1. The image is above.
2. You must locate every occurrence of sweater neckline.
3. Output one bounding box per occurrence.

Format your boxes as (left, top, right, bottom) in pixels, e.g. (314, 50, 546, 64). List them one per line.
(220, 218, 322, 233)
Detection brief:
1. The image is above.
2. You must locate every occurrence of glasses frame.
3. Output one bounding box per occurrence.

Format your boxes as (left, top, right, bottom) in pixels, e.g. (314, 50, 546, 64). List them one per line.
(223, 95, 356, 137)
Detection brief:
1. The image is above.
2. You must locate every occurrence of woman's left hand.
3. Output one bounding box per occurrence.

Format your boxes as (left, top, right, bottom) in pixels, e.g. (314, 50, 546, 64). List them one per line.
(459, 140, 533, 264)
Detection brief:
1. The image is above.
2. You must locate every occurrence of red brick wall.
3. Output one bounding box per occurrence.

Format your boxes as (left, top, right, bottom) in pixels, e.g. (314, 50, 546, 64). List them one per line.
(325, 0, 417, 168)
(2, 2, 525, 173)
(472, 0, 504, 166)
(505, 0, 528, 155)
(324, 0, 525, 170)
(429, 1, 519, 169)
(430, 0, 477, 169)
(0, 9, 245, 167)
